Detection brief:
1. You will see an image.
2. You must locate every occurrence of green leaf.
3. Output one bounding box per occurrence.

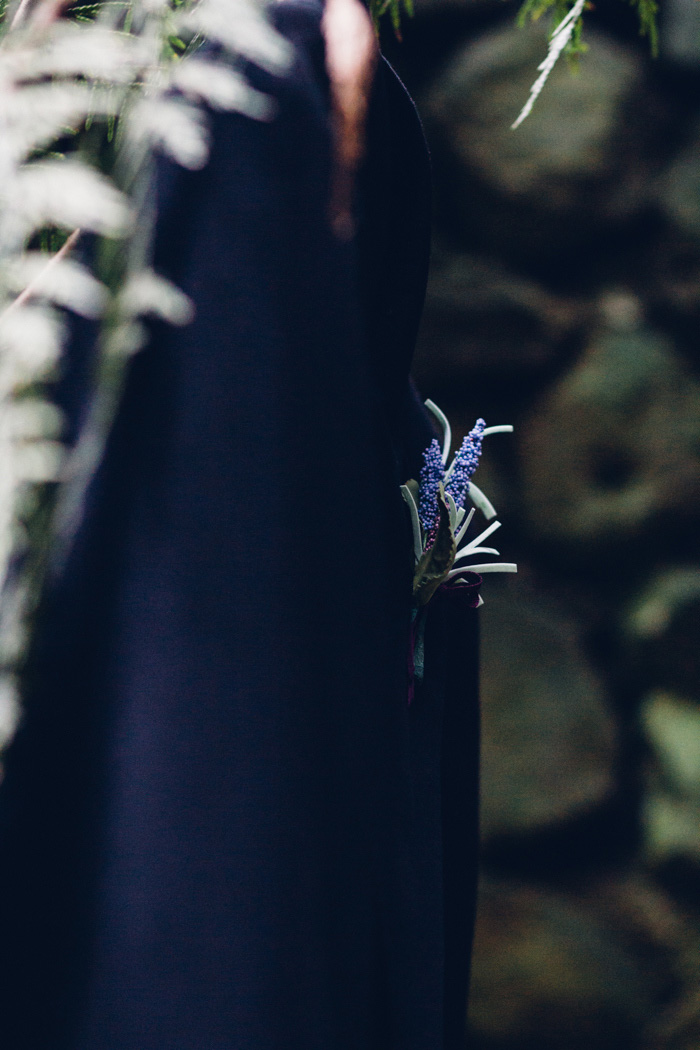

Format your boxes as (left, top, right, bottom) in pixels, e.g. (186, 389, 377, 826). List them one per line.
(369, 0, 413, 38)
(413, 487, 456, 606)
(629, 0, 659, 57)
(404, 477, 419, 502)
(516, 0, 556, 28)
(401, 481, 423, 562)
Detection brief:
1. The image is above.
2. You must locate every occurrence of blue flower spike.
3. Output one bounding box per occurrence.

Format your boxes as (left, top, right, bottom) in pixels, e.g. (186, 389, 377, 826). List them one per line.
(444, 418, 485, 509)
(401, 403, 517, 609)
(418, 438, 445, 533)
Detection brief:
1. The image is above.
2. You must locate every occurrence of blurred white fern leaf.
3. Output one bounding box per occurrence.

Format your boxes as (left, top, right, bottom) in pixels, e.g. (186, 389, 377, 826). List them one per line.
(6, 254, 108, 318)
(129, 96, 211, 169)
(172, 59, 273, 118)
(9, 160, 132, 239)
(0, 84, 107, 164)
(181, 0, 292, 71)
(7, 24, 148, 81)
(118, 270, 194, 326)
(0, 306, 64, 387)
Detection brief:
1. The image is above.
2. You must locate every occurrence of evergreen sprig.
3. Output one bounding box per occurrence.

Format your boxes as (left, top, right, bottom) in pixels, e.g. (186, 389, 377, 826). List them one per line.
(514, 0, 660, 127)
(629, 0, 659, 56)
(518, 0, 659, 57)
(517, 0, 589, 60)
(369, 0, 413, 39)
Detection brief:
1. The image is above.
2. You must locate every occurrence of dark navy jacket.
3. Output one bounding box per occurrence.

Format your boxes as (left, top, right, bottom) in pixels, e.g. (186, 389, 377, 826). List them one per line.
(0, 4, 480, 1047)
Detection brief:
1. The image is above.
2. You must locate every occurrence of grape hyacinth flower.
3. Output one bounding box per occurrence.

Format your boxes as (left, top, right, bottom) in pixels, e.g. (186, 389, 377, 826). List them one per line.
(444, 418, 485, 510)
(418, 438, 445, 532)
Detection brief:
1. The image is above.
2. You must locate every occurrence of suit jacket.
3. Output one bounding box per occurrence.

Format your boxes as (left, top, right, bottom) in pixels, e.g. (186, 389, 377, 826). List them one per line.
(0, 4, 480, 1047)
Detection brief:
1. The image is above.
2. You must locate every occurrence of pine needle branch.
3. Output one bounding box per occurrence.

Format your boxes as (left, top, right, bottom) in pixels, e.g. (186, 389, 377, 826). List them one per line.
(514, 0, 659, 126)
(0, 0, 290, 749)
(512, 0, 587, 129)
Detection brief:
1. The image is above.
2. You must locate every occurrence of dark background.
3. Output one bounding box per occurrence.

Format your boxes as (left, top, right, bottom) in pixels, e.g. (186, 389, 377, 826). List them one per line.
(384, 3, 700, 1047)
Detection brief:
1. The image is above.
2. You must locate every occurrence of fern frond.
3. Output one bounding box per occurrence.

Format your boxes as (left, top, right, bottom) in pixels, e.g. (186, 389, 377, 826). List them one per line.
(0, 0, 290, 746)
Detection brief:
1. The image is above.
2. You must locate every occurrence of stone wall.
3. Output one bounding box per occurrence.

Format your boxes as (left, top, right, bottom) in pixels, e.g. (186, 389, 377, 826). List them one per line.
(385, 4, 700, 1046)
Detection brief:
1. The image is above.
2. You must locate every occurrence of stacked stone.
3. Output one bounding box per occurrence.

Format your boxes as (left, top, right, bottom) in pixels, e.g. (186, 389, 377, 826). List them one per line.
(389, 5, 700, 1048)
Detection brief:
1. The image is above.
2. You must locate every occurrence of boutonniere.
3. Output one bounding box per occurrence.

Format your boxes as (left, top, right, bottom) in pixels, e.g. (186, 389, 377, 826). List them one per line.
(402, 400, 517, 700)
